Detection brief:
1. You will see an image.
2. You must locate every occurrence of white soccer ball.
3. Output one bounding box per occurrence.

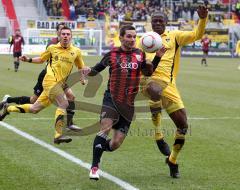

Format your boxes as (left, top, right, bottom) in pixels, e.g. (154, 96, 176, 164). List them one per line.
(140, 32, 162, 53)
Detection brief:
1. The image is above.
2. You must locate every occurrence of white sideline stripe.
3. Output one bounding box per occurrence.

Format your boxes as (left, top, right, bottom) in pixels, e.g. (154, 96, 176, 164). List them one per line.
(0, 121, 139, 190)
(4, 116, 240, 121)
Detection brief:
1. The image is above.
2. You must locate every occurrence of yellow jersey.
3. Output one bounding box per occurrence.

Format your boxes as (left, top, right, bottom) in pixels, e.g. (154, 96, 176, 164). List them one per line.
(146, 18, 207, 84)
(40, 42, 85, 82)
(235, 40, 240, 55)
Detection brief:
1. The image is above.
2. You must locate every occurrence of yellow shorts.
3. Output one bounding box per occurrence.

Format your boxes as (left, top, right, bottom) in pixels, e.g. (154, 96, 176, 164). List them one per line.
(37, 80, 65, 108)
(141, 77, 184, 114)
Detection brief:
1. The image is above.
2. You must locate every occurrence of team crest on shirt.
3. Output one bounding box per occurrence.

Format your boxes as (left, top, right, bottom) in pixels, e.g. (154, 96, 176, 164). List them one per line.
(54, 55, 58, 61)
(135, 54, 142, 62)
(166, 38, 170, 42)
(70, 52, 74, 56)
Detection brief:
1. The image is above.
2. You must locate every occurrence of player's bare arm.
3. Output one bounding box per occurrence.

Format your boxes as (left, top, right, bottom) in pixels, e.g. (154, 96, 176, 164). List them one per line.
(19, 55, 44, 64)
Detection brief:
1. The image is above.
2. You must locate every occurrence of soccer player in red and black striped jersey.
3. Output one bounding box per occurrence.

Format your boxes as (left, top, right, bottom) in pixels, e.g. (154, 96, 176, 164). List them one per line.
(201, 34, 211, 66)
(88, 25, 167, 180)
(9, 29, 25, 72)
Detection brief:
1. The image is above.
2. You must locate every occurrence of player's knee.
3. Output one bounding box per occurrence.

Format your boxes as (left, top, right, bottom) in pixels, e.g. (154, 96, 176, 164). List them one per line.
(101, 118, 113, 127)
(59, 101, 69, 109)
(67, 94, 75, 101)
(146, 82, 162, 101)
(30, 95, 38, 104)
(30, 107, 40, 114)
(177, 123, 188, 135)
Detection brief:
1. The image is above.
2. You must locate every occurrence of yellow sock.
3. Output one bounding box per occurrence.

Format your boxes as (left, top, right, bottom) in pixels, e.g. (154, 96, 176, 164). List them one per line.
(7, 104, 31, 113)
(54, 108, 66, 138)
(169, 133, 185, 164)
(152, 112, 164, 140)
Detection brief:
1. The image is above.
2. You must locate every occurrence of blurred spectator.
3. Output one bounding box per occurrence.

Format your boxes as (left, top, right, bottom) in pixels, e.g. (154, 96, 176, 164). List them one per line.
(69, 3, 76, 20)
(215, 0, 221, 11)
(236, 0, 240, 19)
(43, 0, 63, 17)
(190, 6, 195, 20)
(87, 8, 95, 21)
(56, 0, 62, 16)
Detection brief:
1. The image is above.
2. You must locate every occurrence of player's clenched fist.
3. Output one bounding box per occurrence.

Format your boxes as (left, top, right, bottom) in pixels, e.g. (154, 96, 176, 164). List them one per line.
(19, 55, 29, 62)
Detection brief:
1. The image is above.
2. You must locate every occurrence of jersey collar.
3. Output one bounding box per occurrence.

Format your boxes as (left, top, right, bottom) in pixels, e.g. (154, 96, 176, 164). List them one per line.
(161, 31, 168, 37)
(57, 42, 72, 49)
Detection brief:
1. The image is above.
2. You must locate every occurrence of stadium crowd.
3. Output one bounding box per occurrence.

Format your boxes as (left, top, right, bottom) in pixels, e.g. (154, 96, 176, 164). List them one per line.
(42, 0, 238, 22)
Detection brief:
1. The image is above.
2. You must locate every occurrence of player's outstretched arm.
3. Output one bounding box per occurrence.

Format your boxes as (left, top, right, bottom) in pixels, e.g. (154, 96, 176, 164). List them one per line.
(175, 5, 208, 46)
(19, 55, 44, 64)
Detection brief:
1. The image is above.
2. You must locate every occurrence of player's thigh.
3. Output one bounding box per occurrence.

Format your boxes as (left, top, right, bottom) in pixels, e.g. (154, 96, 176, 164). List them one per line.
(44, 81, 66, 107)
(65, 87, 75, 101)
(36, 81, 60, 108)
(141, 77, 168, 100)
(30, 100, 46, 113)
(203, 51, 208, 58)
(55, 93, 69, 109)
(162, 83, 183, 108)
(36, 90, 51, 108)
(112, 114, 132, 135)
(100, 93, 119, 129)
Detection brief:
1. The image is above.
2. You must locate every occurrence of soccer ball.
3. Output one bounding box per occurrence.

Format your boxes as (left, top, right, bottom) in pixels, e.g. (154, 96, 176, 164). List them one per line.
(140, 32, 162, 53)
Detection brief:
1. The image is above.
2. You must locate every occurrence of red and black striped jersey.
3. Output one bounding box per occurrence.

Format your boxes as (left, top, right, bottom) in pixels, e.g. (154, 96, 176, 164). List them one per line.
(90, 47, 160, 106)
(201, 37, 211, 51)
(10, 35, 24, 52)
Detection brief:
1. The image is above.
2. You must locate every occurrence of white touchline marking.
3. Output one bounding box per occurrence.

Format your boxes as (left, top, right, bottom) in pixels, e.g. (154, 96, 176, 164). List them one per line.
(4, 116, 240, 121)
(0, 121, 139, 190)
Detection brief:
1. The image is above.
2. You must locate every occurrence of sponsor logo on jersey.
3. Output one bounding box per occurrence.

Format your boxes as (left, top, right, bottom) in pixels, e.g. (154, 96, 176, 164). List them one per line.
(120, 62, 138, 69)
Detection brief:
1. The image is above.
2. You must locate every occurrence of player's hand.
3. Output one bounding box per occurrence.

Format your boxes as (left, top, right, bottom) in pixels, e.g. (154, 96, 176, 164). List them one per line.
(155, 45, 167, 57)
(79, 67, 91, 85)
(19, 55, 29, 62)
(197, 5, 208, 19)
(81, 67, 91, 76)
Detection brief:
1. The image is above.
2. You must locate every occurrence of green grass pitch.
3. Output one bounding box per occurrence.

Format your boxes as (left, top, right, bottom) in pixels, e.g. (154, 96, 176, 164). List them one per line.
(0, 55, 240, 190)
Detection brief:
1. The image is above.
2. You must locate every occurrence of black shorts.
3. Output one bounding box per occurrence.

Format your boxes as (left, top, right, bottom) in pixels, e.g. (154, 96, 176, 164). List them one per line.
(203, 50, 209, 55)
(100, 92, 134, 134)
(33, 69, 47, 96)
(13, 52, 22, 58)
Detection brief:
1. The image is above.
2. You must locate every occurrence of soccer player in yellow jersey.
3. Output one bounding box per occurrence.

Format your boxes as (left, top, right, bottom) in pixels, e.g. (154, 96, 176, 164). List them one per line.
(235, 40, 240, 70)
(0, 26, 87, 144)
(142, 6, 208, 178)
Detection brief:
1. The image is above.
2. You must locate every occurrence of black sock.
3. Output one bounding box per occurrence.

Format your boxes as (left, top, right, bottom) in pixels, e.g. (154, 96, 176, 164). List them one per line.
(16, 61, 19, 69)
(156, 139, 171, 156)
(14, 61, 18, 69)
(66, 110, 75, 126)
(92, 134, 107, 168)
(7, 96, 31, 104)
(66, 101, 75, 126)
